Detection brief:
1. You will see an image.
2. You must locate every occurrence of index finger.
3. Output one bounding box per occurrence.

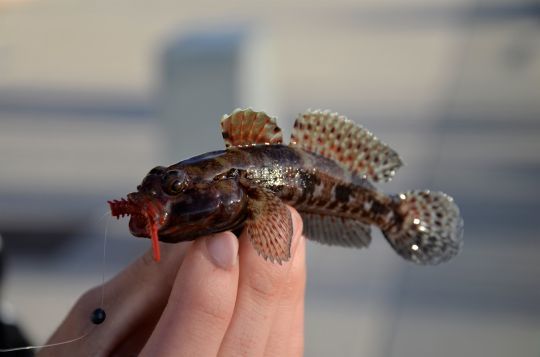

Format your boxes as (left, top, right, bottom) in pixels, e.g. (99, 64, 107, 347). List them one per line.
(140, 232, 240, 357)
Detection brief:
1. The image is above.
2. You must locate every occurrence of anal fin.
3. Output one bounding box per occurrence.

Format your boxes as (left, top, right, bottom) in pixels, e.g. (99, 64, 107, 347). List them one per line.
(301, 213, 372, 248)
(243, 183, 293, 264)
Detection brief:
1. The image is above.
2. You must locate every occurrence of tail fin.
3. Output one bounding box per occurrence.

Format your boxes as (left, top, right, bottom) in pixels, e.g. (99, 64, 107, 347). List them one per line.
(383, 190, 463, 265)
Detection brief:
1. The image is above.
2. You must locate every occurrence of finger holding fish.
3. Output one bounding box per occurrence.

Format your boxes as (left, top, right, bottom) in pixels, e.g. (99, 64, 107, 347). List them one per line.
(39, 213, 304, 357)
(140, 232, 240, 357)
(218, 207, 305, 357)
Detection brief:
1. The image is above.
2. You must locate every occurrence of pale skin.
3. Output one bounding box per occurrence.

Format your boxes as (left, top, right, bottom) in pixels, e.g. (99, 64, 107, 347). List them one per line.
(38, 207, 305, 357)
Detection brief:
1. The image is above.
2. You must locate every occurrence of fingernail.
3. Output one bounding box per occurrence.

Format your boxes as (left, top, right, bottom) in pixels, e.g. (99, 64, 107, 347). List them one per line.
(206, 233, 238, 270)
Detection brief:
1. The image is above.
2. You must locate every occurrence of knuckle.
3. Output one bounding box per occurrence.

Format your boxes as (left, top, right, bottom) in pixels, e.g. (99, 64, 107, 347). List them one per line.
(281, 237, 306, 301)
(187, 292, 232, 324)
(124, 250, 159, 289)
(139, 248, 157, 268)
(246, 268, 281, 302)
(281, 261, 306, 301)
(77, 286, 101, 309)
(70, 286, 103, 323)
(168, 275, 235, 325)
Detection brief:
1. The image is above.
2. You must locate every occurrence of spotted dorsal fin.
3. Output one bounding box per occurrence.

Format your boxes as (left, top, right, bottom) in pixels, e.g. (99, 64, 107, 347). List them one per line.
(290, 110, 403, 182)
(221, 108, 283, 148)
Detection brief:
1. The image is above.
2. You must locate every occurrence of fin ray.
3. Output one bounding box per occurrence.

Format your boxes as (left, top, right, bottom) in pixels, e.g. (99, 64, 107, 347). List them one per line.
(290, 110, 402, 182)
(301, 213, 372, 248)
(221, 108, 283, 148)
(243, 183, 293, 263)
(383, 190, 463, 265)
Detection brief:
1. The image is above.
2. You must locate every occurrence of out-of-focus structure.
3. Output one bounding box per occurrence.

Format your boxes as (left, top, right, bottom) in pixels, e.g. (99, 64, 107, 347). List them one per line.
(0, 0, 539, 356)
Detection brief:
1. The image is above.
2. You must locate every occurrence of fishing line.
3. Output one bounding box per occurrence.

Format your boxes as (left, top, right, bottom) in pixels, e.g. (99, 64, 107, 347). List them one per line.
(99, 213, 110, 308)
(0, 211, 112, 353)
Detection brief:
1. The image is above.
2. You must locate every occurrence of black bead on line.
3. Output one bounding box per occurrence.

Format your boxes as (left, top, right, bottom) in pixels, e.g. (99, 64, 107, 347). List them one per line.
(91, 308, 106, 325)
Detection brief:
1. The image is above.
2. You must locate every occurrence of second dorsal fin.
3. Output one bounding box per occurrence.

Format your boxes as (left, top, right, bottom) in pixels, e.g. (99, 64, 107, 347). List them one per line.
(290, 110, 403, 182)
(221, 108, 283, 148)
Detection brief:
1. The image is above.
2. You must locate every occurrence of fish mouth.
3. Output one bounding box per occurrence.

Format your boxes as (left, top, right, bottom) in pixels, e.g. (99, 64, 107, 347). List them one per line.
(108, 197, 146, 234)
(108, 195, 164, 262)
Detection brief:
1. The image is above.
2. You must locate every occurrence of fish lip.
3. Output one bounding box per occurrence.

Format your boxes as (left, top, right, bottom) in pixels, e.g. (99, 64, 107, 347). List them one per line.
(129, 214, 150, 237)
(108, 194, 166, 238)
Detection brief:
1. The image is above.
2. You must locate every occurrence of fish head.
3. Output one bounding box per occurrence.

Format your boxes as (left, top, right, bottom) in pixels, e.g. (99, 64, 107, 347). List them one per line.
(108, 165, 249, 257)
(108, 166, 170, 237)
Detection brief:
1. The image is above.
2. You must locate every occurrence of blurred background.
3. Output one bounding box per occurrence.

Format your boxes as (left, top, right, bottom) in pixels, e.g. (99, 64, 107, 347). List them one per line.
(1, 0, 539, 355)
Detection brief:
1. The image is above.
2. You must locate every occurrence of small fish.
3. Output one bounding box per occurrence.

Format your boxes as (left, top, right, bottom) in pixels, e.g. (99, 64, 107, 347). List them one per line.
(109, 109, 463, 265)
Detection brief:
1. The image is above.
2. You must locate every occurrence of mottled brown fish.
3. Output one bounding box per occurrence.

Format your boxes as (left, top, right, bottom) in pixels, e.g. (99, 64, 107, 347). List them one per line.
(109, 109, 463, 265)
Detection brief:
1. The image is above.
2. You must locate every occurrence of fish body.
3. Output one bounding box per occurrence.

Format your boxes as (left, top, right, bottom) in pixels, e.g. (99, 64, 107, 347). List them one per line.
(109, 109, 463, 265)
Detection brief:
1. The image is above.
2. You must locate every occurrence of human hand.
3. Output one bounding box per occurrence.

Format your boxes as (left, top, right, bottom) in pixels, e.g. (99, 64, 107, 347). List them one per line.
(38, 207, 305, 357)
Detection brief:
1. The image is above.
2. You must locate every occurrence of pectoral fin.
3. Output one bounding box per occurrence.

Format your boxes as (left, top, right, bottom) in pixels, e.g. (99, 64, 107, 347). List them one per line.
(242, 183, 293, 264)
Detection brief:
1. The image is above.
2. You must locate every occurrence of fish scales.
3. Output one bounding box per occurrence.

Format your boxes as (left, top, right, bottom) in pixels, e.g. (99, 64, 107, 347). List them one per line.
(238, 146, 392, 226)
(176, 145, 391, 228)
(109, 108, 463, 265)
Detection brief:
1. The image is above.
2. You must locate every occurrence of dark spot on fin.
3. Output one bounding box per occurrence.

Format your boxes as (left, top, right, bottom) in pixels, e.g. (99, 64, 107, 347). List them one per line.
(382, 190, 463, 265)
(241, 182, 293, 264)
(289, 109, 403, 182)
(221, 108, 283, 148)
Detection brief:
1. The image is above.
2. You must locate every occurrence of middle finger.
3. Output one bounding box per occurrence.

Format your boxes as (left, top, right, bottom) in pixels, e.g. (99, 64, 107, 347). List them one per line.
(218, 207, 304, 357)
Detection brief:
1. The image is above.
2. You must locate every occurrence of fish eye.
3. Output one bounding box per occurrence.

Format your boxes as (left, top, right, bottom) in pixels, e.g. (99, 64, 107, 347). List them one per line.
(167, 179, 186, 195)
(162, 170, 188, 195)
